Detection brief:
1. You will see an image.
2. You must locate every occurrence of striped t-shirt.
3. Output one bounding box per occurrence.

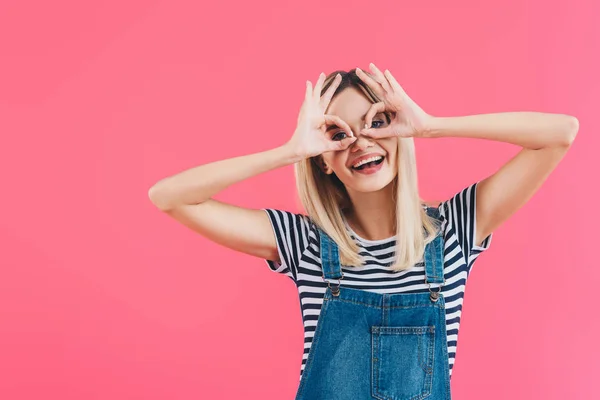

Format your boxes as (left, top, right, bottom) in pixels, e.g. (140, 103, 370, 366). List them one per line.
(262, 181, 493, 382)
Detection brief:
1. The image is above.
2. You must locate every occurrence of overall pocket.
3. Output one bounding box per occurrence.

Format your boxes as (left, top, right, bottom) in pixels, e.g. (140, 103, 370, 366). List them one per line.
(371, 325, 435, 400)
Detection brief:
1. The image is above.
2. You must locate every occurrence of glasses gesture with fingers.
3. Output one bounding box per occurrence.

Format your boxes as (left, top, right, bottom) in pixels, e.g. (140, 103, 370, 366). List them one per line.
(356, 63, 434, 139)
(287, 73, 358, 161)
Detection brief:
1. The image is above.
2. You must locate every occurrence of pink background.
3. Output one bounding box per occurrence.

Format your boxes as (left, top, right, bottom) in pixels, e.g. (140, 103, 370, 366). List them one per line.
(1, 0, 598, 399)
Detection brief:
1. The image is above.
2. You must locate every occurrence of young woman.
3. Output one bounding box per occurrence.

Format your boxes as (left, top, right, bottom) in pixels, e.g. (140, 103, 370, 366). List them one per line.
(148, 63, 578, 399)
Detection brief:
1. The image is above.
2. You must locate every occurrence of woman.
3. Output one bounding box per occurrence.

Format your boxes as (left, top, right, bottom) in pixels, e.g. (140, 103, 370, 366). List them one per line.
(148, 63, 578, 399)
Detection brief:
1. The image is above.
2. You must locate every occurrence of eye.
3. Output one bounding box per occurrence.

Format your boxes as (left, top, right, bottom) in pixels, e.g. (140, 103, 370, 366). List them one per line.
(332, 131, 348, 141)
(371, 119, 385, 128)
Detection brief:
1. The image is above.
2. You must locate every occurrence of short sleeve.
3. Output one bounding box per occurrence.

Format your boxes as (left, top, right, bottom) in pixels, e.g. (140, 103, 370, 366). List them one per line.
(261, 209, 311, 282)
(439, 181, 493, 270)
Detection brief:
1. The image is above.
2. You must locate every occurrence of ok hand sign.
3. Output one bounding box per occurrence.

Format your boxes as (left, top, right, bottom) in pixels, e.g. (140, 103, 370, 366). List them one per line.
(356, 63, 434, 139)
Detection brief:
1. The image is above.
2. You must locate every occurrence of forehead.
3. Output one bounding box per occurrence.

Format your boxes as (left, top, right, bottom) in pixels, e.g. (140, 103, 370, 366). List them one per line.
(325, 87, 374, 121)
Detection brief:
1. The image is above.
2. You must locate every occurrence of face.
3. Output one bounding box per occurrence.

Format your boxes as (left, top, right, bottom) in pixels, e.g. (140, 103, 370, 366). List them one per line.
(320, 86, 398, 193)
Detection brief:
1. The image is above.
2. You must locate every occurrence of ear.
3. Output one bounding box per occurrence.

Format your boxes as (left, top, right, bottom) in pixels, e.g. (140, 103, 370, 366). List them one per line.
(319, 156, 333, 175)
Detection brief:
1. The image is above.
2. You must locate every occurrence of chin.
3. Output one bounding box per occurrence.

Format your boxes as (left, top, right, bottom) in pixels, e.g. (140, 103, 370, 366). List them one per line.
(342, 168, 396, 193)
(349, 178, 394, 193)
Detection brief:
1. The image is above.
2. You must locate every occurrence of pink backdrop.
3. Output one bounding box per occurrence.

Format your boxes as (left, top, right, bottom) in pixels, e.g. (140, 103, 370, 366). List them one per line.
(1, 0, 598, 399)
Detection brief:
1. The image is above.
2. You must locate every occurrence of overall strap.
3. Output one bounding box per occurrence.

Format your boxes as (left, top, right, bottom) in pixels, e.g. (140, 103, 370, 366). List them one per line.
(423, 206, 446, 301)
(318, 226, 343, 280)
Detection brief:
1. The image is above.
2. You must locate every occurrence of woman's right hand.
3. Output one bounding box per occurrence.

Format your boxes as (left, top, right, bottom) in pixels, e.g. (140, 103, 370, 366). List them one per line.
(286, 72, 357, 160)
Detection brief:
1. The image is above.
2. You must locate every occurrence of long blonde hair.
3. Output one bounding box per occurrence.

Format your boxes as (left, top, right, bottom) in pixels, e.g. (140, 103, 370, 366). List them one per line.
(294, 69, 441, 271)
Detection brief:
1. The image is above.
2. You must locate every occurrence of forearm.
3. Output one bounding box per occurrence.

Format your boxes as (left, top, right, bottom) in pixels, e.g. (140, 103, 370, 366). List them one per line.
(148, 144, 302, 210)
(423, 112, 579, 149)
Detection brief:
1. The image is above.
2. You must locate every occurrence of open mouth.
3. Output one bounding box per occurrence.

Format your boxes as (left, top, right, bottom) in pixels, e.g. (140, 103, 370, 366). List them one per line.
(351, 156, 385, 170)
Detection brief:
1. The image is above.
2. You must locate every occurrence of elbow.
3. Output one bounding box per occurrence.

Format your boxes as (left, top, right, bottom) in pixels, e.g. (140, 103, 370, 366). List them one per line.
(148, 183, 173, 211)
(551, 115, 578, 148)
(148, 185, 159, 204)
(562, 116, 579, 147)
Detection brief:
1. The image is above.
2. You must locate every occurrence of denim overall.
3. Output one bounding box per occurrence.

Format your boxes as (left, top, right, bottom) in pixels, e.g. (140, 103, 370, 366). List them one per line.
(294, 207, 451, 400)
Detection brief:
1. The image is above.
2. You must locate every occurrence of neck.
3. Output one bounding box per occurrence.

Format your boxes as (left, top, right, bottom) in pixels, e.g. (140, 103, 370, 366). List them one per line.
(344, 181, 396, 241)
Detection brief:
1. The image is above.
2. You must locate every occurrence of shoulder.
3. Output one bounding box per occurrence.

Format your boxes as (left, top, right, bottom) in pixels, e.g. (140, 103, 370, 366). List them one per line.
(420, 183, 480, 238)
(437, 182, 479, 217)
(431, 182, 493, 266)
(261, 208, 317, 249)
(262, 208, 316, 231)
(261, 209, 318, 280)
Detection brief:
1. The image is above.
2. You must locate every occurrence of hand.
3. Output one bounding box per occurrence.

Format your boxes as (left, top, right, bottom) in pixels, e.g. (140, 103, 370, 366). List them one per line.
(356, 63, 434, 139)
(286, 72, 358, 160)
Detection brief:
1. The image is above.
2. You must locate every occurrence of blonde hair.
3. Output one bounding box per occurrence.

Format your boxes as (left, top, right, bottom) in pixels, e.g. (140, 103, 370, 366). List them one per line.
(294, 69, 441, 271)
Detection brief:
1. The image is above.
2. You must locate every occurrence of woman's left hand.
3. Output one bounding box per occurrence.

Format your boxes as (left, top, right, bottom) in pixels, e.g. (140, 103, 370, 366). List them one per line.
(356, 63, 434, 139)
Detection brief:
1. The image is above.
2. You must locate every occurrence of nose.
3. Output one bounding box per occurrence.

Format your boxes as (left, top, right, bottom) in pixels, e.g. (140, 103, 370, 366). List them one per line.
(350, 130, 375, 152)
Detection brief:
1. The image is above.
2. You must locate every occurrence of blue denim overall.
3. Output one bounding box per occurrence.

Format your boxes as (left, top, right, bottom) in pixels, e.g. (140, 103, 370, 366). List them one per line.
(294, 207, 451, 400)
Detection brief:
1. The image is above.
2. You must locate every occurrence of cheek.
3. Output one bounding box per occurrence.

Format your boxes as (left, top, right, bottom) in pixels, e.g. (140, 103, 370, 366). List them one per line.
(383, 139, 398, 160)
(384, 149, 398, 169)
(384, 137, 398, 149)
(328, 153, 348, 169)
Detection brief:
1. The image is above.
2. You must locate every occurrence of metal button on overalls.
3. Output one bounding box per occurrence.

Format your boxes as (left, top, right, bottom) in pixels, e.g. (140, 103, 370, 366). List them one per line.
(294, 207, 452, 400)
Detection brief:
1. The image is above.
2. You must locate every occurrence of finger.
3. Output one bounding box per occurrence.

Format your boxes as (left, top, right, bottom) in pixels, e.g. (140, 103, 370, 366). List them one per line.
(313, 72, 326, 102)
(305, 80, 313, 101)
(355, 67, 386, 99)
(363, 102, 386, 131)
(368, 63, 393, 94)
(328, 136, 357, 152)
(383, 69, 407, 97)
(324, 114, 355, 138)
(299, 80, 313, 120)
(361, 126, 394, 139)
(320, 73, 341, 111)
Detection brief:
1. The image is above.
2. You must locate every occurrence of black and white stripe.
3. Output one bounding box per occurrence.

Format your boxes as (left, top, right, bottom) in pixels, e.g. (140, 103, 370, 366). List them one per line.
(262, 182, 493, 382)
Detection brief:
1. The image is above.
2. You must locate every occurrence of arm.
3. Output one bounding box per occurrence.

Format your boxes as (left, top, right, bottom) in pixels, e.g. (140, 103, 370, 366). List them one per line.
(424, 112, 579, 246)
(148, 72, 356, 263)
(148, 144, 303, 262)
(149, 145, 302, 210)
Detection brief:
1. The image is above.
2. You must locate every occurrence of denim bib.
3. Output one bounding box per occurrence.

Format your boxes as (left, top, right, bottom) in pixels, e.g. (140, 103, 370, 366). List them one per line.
(294, 206, 452, 400)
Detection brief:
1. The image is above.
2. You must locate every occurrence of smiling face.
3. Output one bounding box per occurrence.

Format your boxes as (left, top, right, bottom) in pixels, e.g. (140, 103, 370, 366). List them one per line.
(320, 86, 399, 194)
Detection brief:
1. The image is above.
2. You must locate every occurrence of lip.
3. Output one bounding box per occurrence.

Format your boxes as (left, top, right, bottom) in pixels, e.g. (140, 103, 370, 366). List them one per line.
(347, 152, 386, 169)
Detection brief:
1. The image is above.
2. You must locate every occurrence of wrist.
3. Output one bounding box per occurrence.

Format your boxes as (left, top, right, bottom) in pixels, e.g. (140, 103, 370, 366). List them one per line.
(420, 116, 443, 138)
(278, 142, 305, 164)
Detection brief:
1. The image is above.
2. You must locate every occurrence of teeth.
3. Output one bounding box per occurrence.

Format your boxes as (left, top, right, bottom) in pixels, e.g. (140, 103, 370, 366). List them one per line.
(352, 155, 383, 168)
